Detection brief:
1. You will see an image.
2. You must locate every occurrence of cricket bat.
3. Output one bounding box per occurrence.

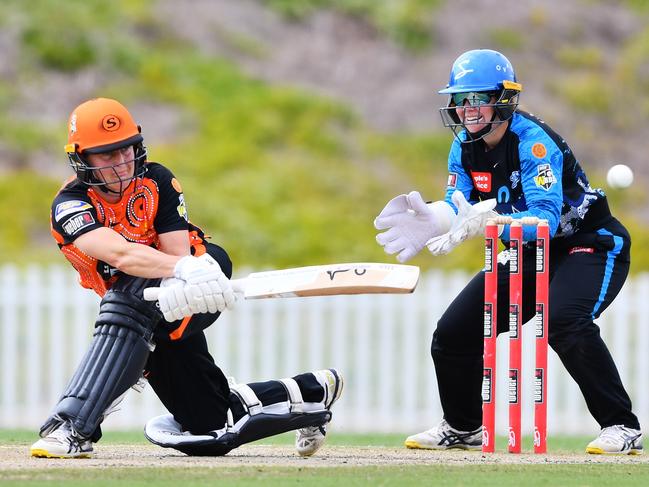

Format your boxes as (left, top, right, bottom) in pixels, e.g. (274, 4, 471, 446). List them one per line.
(144, 263, 419, 300)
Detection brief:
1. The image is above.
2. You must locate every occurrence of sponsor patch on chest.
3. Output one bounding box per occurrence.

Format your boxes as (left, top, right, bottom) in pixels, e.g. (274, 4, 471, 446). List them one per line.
(471, 171, 492, 192)
(62, 211, 96, 236)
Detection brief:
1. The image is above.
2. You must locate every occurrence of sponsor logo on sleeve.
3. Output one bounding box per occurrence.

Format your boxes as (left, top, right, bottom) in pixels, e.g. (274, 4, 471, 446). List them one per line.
(177, 194, 188, 221)
(54, 200, 93, 221)
(447, 172, 458, 189)
(531, 142, 547, 159)
(62, 211, 96, 236)
(533, 164, 557, 190)
(471, 171, 492, 192)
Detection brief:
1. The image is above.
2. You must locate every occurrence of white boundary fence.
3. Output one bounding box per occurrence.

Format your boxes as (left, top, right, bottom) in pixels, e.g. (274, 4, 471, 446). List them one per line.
(1, 265, 648, 436)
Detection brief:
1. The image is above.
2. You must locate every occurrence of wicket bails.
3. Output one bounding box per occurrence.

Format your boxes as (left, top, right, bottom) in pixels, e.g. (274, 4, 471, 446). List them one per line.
(482, 217, 550, 454)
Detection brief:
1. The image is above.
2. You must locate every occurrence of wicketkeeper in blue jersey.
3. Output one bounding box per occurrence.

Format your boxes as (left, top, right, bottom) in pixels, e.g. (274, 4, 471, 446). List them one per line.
(374, 49, 642, 455)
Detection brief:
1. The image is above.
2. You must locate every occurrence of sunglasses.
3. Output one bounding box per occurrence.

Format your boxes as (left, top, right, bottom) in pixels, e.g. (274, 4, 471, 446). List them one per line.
(451, 92, 496, 107)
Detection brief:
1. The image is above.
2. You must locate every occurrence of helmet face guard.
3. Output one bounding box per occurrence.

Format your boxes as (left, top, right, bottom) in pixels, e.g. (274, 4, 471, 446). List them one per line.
(439, 85, 521, 142)
(67, 140, 148, 195)
(438, 49, 522, 143)
(65, 98, 148, 195)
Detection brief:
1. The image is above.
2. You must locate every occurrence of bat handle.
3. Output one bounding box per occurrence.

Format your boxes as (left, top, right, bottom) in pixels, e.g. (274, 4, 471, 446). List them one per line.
(230, 278, 246, 294)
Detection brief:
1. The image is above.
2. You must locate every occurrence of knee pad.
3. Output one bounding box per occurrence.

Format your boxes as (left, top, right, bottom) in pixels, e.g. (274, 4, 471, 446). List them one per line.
(144, 377, 331, 456)
(40, 287, 161, 439)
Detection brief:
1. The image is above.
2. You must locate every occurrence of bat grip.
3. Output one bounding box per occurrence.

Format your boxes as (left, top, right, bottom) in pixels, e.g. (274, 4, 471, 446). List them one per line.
(230, 278, 246, 294)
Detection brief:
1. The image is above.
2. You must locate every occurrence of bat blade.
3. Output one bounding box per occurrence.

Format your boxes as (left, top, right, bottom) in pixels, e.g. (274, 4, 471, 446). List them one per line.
(232, 262, 420, 299)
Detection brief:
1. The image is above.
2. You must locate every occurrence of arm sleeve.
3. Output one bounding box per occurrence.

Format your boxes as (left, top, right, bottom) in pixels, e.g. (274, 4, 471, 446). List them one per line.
(500, 136, 563, 242)
(443, 141, 473, 214)
(51, 195, 103, 244)
(150, 164, 190, 235)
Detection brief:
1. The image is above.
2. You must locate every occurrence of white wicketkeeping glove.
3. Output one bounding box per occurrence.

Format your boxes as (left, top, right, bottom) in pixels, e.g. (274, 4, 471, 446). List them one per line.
(426, 190, 498, 256)
(374, 191, 454, 263)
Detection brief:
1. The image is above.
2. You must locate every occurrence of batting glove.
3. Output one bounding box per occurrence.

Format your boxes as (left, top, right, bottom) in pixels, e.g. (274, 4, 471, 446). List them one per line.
(174, 254, 237, 311)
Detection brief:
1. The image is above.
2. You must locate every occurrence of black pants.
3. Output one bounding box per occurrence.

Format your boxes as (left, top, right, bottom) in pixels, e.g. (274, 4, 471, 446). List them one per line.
(144, 242, 324, 434)
(431, 218, 640, 431)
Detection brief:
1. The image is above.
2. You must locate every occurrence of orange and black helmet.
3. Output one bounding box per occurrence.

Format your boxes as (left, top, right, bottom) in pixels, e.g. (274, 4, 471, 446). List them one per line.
(65, 98, 147, 188)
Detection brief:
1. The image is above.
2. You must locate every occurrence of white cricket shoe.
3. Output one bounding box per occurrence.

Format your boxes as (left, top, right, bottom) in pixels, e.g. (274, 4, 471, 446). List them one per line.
(586, 425, 643, 455)
(30, 421, 93, 459)
(295, 368, 344, 457)
(405, 419, 482, 451)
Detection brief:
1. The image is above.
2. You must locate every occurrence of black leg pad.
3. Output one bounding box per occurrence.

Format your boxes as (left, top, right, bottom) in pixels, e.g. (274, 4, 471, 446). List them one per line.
(40, 285, 160, 439)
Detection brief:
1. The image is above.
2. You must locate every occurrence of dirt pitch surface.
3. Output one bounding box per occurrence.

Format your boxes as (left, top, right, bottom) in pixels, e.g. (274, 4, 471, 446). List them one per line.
(2, 444, 649, 470)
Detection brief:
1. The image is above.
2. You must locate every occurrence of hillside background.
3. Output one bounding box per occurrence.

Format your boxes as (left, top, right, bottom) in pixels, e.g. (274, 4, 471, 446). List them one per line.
(1, 0, 649, 271)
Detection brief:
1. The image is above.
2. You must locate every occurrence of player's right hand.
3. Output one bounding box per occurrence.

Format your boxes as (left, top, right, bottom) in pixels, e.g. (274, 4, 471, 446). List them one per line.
(374, 191, 446, 263)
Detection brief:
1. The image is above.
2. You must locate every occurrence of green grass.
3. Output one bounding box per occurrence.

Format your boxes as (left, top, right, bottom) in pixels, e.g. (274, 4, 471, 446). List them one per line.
(4, 430, 649, 486)
(3, 464, 649, 487)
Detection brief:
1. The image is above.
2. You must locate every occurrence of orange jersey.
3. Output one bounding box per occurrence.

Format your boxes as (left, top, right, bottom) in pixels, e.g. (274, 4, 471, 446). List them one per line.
(50, 162, 200, 296)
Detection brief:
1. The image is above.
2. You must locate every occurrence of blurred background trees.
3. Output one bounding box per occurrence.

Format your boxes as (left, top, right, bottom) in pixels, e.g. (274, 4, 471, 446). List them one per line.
(1, 0, 648, 270)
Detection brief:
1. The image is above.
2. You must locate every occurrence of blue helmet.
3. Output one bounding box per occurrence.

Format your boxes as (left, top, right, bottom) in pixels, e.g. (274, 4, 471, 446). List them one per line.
(439, 49, 518, 94)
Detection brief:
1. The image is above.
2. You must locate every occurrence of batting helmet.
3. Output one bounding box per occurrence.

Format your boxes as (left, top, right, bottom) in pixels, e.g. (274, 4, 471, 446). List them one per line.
(65, 98, 147, 189)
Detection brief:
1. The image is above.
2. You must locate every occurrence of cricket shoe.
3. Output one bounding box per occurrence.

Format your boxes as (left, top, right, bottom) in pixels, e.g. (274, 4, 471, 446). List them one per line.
(30, 421, 93, 459)
(295, 368, 344, 457)
(405, 419, 482, 451)
(586, 425, 643, 455)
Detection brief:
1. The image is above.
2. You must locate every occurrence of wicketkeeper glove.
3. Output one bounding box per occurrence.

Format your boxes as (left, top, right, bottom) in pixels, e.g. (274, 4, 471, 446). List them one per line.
(374, 191, 455, 263)
(426, 190, 497, 256)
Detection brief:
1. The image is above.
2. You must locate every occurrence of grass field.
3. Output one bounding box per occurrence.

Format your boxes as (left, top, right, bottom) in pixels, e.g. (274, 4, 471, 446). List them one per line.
(3, 430, 649, 487)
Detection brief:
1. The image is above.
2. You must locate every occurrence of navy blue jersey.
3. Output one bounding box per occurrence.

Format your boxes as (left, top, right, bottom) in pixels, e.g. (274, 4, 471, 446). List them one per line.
(444, 110, 608, 241)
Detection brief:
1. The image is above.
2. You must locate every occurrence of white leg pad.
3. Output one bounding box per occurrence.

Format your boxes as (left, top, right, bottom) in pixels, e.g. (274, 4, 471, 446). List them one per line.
(278, 378, 305, 413)
(230, 384, 263, 416)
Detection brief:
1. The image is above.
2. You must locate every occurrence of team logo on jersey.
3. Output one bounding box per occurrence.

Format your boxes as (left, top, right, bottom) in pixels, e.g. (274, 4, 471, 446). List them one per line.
(55, 200, 93, 221)
(534, 164, 557, 190)
(510, 170, 520, 189)
(62, 211, 95, 236)
(171, 178, 183, 193)
(177, 194, 188, 221)
(471, 171, 492, 192)
(531, 142, 547, 159)
(447, 173, 458, 189)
